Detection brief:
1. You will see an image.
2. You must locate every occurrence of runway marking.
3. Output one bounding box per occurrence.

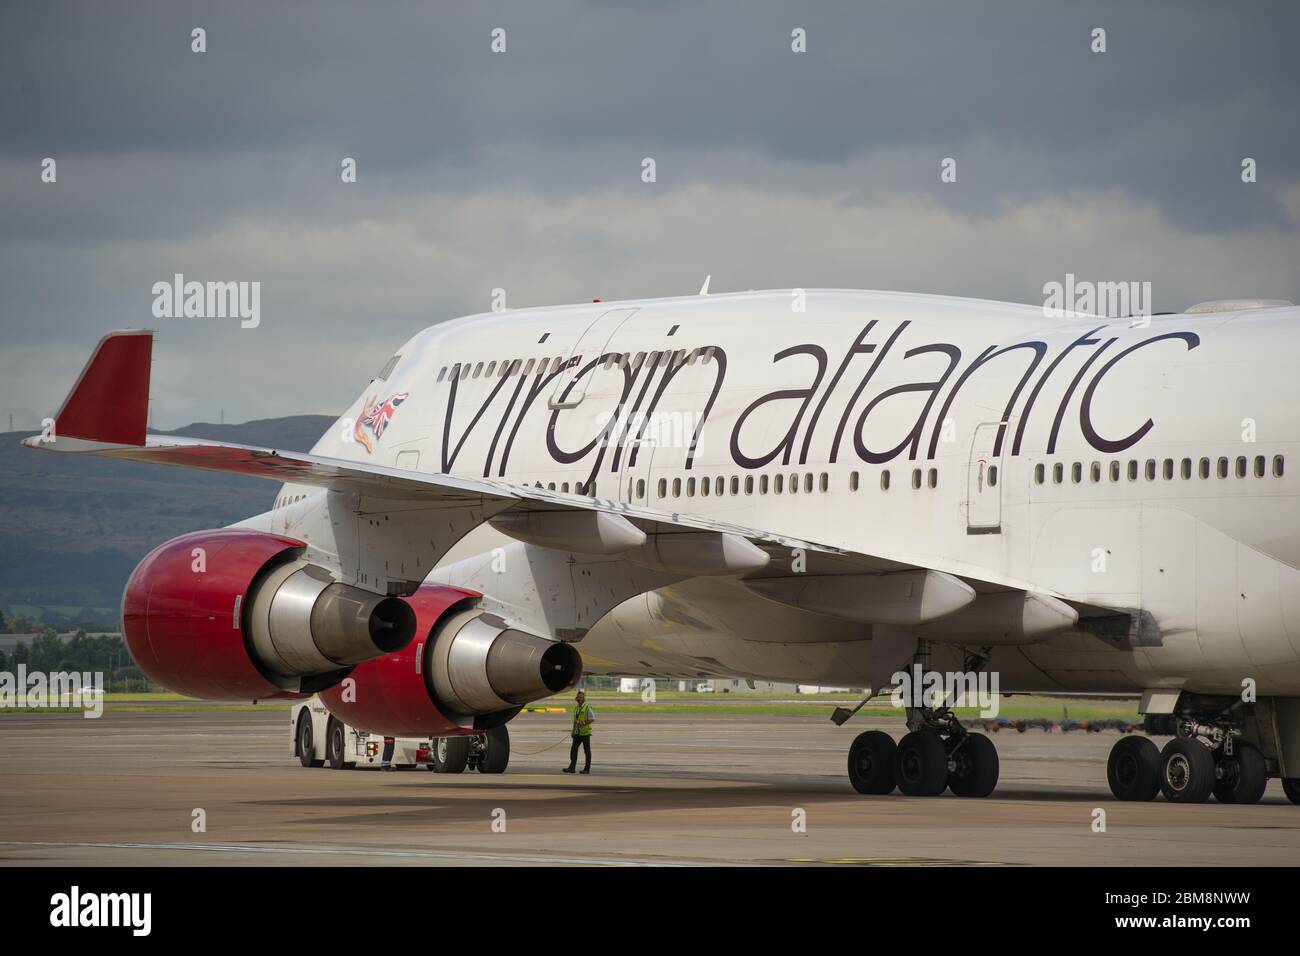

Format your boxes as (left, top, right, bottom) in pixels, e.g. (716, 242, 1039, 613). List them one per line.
(0, 840, 716, 867)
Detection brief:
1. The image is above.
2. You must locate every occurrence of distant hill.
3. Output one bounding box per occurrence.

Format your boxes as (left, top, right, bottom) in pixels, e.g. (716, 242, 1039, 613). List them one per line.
(0, 415, 333, 627)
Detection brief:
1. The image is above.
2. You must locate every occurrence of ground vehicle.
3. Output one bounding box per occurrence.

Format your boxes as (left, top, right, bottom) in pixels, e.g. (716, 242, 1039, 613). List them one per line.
(291, 696, 509, 772)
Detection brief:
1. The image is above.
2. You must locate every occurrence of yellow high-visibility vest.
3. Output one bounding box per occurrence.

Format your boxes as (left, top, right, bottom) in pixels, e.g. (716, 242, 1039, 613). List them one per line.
(572, 702, 593, 737)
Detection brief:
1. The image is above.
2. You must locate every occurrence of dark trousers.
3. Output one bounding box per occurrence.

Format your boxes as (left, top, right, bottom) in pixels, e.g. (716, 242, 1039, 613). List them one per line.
(568, 734, 591, 770)
(381, 738, 394, 764)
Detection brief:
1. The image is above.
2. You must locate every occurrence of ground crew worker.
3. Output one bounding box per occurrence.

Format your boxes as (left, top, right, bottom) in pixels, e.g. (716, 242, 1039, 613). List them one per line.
(563, 689, 594, 774)
(381, 736, 395, 771)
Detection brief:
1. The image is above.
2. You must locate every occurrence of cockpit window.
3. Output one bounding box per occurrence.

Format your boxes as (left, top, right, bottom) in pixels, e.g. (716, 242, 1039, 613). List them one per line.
(375, 354, 401, 381)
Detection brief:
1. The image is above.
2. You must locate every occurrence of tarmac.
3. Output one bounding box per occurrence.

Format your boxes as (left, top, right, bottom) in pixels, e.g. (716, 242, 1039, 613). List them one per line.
(1, 709, 1298, 866)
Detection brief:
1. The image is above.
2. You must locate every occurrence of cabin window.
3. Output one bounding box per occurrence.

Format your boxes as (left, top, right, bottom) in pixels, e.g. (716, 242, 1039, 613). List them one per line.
(745, 476, 754, 495)
(1236, 456, 1247, 478)
(1144, 459, 1156, 481)
(774, 474, 784, 494)
(636, 479, 646, 499)
(1199, 457, 1210, 479)
(1053, 462, 1064, 484)
(912, 468, 922, 490)
(1071, 462, 1082, 483)
(1163, 459, 1174, 480)
(1217, 457, 1229, 479)
(1274, 455, 1285, 477)
(881, 470, 891, 491)
(730, 476, 740, 495)
(672, 478, 682, 497)
(759, 474, 769, 494)
(804, 473, 814, 494)
(657, 478, 667, 498)
(927, 468, 937, 489)
(820, 472, 830, 492)
(1090, 461, 1101, 482)
(850, 471, 860, 491)
(1254, 455, 1265, 478)
(1034, 463, 1045, 484)
(1109, 461, 1120, 482)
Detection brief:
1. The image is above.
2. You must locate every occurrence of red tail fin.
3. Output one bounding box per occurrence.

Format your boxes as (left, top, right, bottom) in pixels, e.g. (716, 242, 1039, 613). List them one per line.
(53, 330, 153, 445)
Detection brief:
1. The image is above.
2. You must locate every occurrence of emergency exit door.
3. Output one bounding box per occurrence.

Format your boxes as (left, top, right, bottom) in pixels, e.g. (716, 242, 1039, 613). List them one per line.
(966, 421, 1004, 534)
(549, 308, 638, 409)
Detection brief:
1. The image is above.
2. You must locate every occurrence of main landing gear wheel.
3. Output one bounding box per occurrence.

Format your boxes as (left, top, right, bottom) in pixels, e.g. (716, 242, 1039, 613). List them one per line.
(894, 731, 948, 797)
(297, 712, 323, 768)
(432, 735, 470, 774)
(1212, 741, 1267, 805)
(476, 726, 510, 774)
(1159, 737, 1216, 803)
(847, 730, 897, 794)
(1283, 778, 1300, 805)
(947, 732, 999, 798)
(1107, 735, 1160, 801)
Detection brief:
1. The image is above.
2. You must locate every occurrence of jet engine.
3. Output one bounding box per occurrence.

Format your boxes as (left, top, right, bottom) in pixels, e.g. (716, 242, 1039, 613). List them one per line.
(321, 585, 583, 736)
(122, 529, 416, 699)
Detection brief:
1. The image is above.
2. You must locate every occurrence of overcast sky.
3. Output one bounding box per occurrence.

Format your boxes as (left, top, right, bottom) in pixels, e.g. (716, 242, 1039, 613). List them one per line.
(2, 0, 1297, 429)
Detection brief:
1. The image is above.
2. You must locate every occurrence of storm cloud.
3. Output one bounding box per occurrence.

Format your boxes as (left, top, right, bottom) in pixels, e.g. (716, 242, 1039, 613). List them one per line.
(1, 0, 1297, 427)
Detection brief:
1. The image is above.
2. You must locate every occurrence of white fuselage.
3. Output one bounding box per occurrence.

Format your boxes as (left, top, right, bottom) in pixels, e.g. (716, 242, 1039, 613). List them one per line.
(267, 290, 1300, 696)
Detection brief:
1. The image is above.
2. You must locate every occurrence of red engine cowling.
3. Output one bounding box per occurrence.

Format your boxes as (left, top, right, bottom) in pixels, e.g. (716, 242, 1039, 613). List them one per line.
(123, 529, 417, 700)
(320, 584, 583, 736)
(320, 585, 479, 736)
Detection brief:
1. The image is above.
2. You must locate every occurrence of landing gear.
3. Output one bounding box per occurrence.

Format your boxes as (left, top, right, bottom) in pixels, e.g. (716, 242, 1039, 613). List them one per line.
(847, 730, 897, 794)
(474, 725, 510, 774)
(1283, 778, 1300, 805)
(1107, 735, 1160, 801)
(839, 643, 1000, 798)
(947, 732, 999, 798)
(1212, 741, 1266, 805)
(894, 730, 948, 796)
(1159, 737, 1216, 803)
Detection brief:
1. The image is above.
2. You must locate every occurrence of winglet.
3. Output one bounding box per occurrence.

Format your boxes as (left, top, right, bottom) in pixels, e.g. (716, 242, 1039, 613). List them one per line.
(44, 330, 153, 446)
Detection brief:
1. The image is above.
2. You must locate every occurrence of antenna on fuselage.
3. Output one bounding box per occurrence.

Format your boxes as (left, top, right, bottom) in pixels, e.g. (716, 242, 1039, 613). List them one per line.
(699, 275, 711, 295)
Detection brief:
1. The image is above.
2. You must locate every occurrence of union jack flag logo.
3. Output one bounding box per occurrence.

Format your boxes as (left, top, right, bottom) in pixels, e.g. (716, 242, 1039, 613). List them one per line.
(353, 391, 409, 454)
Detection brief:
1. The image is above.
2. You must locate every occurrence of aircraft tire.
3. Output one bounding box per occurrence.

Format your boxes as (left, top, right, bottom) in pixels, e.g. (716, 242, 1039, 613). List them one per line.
(1282, 778, 1300, 805)
(477, 726, 510, 774)
(948, 732, 998, 798)
(1107, 735, 1160, 801)
(1212, 742, 1267, 805)
(847, 730, 896, 794)
(895, 731, 948, 797)
(1159, 737, 1215, 803)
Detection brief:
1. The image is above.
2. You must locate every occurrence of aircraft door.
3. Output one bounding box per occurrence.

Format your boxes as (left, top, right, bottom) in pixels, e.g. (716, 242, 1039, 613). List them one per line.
(966, 421, 1003, 534)
(549, 308, 639, 410)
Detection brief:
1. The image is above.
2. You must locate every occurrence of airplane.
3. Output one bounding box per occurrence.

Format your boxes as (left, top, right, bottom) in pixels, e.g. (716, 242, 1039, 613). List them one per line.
(23, 288, 1300, 806)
